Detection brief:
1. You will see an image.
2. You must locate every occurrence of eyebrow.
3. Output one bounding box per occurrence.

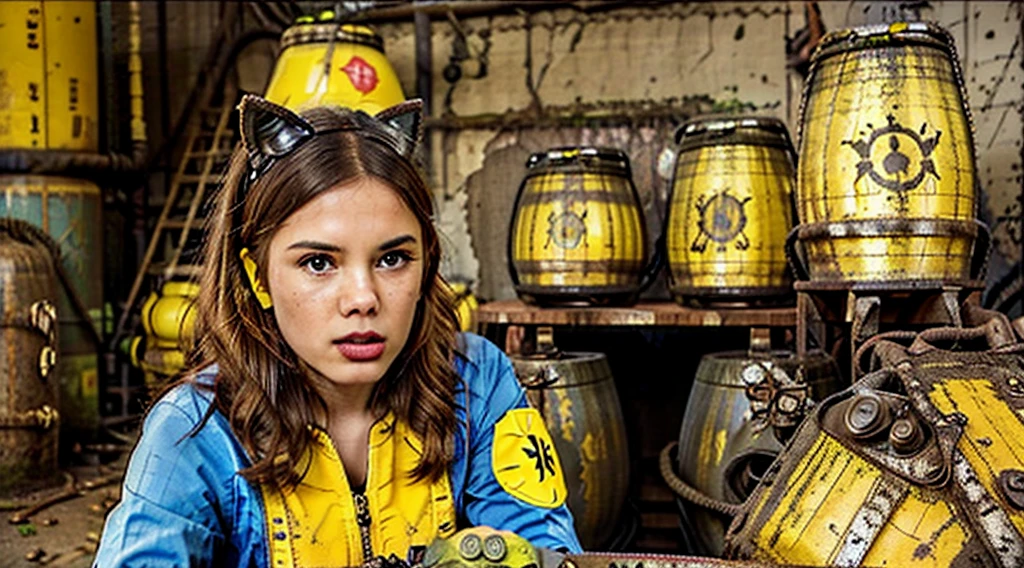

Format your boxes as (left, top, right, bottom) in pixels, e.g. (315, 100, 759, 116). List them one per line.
(378, 235, 417, 251)
(286, 234, 417, 253)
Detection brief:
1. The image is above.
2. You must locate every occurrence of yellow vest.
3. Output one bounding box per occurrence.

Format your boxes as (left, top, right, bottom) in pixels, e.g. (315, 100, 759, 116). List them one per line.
(261, 415, 456, 567)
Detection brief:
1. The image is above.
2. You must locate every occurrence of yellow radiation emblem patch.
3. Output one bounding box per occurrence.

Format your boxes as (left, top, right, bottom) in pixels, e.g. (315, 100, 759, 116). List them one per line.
(492, 408, 567, 508)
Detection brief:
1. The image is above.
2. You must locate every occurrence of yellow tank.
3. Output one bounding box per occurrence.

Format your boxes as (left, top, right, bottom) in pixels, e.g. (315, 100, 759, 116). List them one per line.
(263, 18, 405, 114)
(0, 1, 99, 151)
(140, 280, 198, 349)
(796, 22, 979, 285)
(509, 147, 648, 306)
(667, 116, 796, 306)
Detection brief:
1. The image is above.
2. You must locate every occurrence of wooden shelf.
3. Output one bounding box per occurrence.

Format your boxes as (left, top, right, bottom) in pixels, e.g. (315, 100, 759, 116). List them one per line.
(476, 299, 795, 328)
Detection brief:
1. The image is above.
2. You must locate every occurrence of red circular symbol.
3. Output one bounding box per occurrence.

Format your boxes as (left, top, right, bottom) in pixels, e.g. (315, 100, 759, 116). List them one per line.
(341, 56, 379, 94)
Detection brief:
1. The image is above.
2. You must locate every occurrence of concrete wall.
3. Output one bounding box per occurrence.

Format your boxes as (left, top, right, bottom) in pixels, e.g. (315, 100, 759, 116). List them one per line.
(367, 1, 1024, 303)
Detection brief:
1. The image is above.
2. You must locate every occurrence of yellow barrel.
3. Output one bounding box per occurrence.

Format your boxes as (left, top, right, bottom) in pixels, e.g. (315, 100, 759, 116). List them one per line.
(509, 147, 648, 306)
(0, 1, 99, 151)
(796, 22, 979, 285)
(263, 20, 405, 114)
(666, 116, 796, 306)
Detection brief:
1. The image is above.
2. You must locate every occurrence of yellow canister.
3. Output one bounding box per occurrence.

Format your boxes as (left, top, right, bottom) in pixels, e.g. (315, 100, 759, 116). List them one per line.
(509, 147, 648, 306)
(140, 280, 198, 349)
(263, 21, 405, 114)
(0, 1, 99, 151)
(667, 116, 796, 306)
(796, 22, 980, 285)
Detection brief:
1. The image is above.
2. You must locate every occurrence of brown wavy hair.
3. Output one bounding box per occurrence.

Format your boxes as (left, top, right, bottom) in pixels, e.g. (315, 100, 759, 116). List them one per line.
(187, 104, 461, 488)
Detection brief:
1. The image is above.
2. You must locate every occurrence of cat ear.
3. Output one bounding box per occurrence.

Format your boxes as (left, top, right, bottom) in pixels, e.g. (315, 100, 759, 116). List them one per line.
(238, 94, 316, 174)
(375, 99, 423, 158)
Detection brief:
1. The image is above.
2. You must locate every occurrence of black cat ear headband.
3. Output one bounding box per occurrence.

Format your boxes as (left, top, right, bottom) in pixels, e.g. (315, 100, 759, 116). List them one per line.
(236, 94, 424, 197)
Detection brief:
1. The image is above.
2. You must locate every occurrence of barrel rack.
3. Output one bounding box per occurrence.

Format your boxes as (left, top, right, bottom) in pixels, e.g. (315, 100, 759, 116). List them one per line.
(793, 281, 984, 379)
(476, 299, 796, 552)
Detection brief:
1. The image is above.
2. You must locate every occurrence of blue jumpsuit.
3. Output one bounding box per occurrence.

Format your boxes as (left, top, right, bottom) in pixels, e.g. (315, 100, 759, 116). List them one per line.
(94, 333, 581, 567)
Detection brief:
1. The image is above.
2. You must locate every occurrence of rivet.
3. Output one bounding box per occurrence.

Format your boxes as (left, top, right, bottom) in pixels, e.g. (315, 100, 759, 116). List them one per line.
(459, 533, 482, 560)
(845, 393, 890, 439)
(482, 534, 507, 562)
(890, 417, 925, 454)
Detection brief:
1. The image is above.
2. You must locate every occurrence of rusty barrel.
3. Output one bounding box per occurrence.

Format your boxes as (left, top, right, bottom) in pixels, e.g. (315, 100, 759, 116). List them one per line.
(796, 22, 981, 285)
(666, 116, 796, 306)
(676, 349, 842, 555)
(1, 175, 103, 444)
(510, 351, 630, 549)
(509, 147, 648, 306)
(0, 219, 61, 495)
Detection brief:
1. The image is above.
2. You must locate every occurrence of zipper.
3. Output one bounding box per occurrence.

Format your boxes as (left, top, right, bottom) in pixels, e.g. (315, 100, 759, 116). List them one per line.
(353, 491, 373, 562)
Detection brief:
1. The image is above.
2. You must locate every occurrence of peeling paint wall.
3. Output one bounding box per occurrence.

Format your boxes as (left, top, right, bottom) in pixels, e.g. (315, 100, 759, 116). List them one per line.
(378, 2, 794, 300)
(372, 1, 1022, 306)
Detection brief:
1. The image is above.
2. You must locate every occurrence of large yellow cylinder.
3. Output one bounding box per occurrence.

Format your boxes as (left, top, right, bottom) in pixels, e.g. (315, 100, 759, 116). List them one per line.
(796, 22, 980, 285)
(667, 116, 796, 306)
(263, 19, 405, 114)
(509, 147, 648, 306)
(0, 1, 99, 151)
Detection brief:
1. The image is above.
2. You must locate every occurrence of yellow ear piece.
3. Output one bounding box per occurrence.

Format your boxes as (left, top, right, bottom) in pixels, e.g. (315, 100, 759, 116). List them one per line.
(239, 247, 273, 309)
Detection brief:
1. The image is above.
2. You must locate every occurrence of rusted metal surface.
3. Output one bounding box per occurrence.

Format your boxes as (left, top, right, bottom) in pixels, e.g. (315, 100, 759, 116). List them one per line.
(509, 351, 629, 550)
(0, 220, 61, 496)
(725, 308, 1024, 566)
(674, 349, 842, 555)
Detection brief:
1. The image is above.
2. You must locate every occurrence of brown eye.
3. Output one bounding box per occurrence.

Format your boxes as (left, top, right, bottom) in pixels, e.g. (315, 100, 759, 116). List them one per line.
(300, 254, 334, 274)
(378, 251, 411, 269)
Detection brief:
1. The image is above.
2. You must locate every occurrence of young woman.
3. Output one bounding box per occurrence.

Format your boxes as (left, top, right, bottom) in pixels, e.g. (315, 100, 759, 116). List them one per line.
(94, 95, 581, 567)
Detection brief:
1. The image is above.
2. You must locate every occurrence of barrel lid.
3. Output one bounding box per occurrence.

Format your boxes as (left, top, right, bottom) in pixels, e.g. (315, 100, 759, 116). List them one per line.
(812, 21, 955, 63)
(281, 22, 385, 52)
(674, 115, 793, 151)
(525, 147, 631, 176)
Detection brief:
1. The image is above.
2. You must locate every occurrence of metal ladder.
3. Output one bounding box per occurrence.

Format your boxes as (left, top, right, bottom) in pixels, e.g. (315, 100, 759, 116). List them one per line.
(111, 80, 238, 359)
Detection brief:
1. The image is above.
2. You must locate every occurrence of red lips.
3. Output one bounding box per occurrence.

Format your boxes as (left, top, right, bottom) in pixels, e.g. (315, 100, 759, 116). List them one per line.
(334, 331, 386, 361)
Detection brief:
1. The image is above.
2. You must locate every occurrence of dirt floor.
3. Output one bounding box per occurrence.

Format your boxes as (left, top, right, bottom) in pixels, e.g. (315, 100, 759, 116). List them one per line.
(0, 453, 128, 568)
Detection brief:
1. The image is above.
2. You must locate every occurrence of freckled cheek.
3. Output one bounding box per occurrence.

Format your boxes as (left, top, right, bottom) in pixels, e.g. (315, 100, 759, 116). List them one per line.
(278, 286, 335, 325)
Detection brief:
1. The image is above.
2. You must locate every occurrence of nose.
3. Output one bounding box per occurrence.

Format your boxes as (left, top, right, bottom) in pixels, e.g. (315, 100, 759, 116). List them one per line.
(338, 268, 379, 317)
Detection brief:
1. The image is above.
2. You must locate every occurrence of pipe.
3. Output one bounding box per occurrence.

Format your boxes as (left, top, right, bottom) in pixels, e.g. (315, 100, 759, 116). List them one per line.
(422, 96, 716, 131)
(344, 1, 650, 24)
(128, 1, 147, 156)
(414, 3, 433, 173)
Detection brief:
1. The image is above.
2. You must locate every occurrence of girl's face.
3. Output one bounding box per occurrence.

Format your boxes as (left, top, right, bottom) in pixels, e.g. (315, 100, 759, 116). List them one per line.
(265, 177, 424, 390)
